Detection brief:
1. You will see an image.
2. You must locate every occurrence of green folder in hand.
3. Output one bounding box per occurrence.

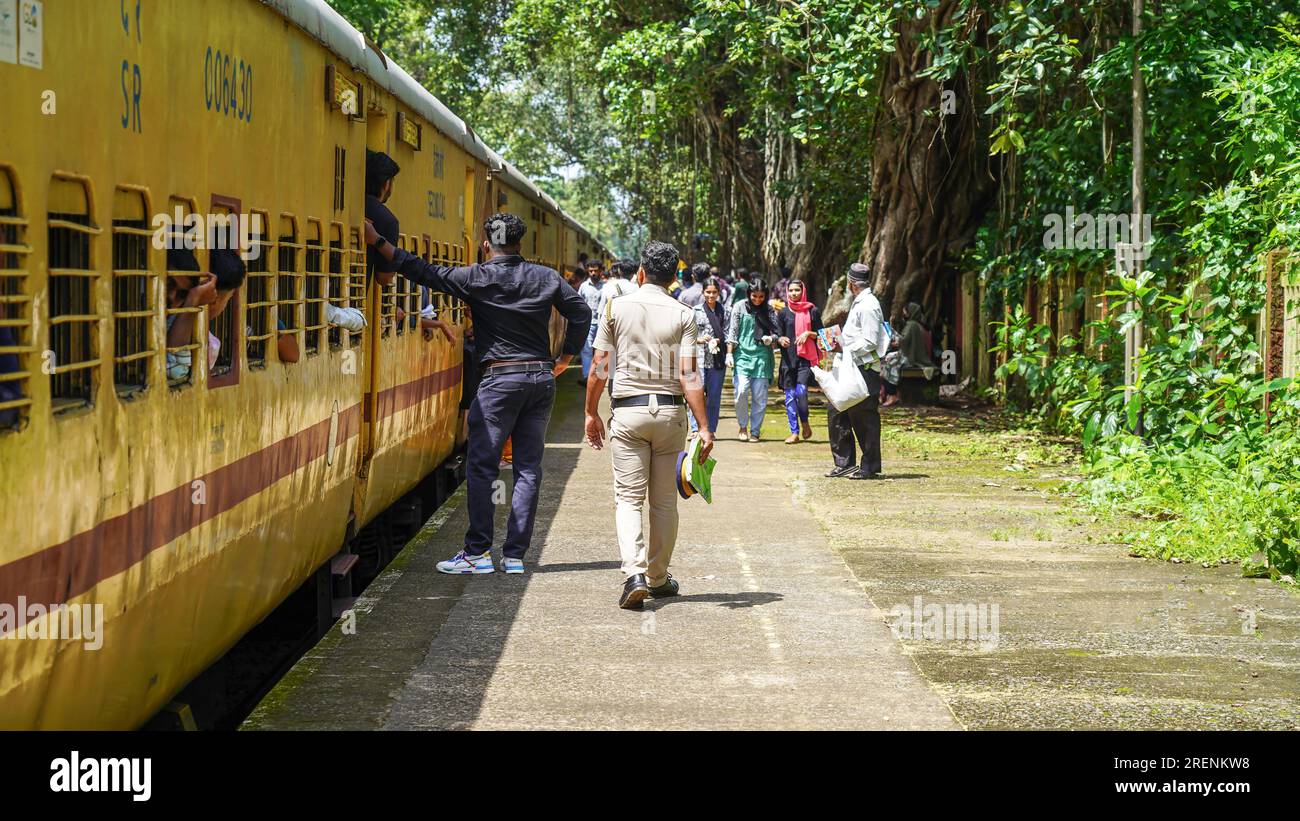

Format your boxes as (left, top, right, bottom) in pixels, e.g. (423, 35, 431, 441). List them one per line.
(675, 436, 717, 504)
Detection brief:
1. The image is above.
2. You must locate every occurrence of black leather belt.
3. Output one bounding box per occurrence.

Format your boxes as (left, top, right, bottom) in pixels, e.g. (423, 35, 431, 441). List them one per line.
(483, 361, 552, 375)
(611, 393, 684, 408)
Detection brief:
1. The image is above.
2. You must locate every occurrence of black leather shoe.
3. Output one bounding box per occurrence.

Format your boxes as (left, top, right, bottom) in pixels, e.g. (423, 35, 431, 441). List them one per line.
(825, 465, 857, 478)
(849, 470, 882, 480)
(648, 574, 680, 598)
(619, 574, 650, 609)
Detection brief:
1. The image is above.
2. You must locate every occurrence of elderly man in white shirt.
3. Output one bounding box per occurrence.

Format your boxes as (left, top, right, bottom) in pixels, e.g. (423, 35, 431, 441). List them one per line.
(826, 262, 890, 479)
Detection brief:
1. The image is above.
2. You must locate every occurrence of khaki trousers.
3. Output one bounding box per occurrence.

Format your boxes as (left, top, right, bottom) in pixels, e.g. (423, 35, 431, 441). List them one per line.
(609, 403, 687, 586)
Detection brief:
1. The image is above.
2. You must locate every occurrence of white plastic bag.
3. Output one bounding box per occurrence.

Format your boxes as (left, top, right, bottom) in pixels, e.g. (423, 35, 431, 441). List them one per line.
(812, 351, 869, 411)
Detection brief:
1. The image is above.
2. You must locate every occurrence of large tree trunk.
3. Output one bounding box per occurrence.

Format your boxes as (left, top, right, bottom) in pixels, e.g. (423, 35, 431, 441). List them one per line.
(859, 3, 997, 324)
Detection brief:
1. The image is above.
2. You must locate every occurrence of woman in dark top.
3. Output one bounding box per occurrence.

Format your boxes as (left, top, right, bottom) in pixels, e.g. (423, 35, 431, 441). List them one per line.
(776, 279, 823, 444)
(690, 277, 730, 436)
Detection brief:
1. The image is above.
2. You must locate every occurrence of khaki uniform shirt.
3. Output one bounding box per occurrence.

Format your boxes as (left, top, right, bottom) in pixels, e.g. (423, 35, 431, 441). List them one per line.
(593, 283, 698, 398)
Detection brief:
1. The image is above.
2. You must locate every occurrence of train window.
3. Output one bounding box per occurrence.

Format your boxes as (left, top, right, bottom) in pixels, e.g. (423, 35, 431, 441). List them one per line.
(421, 235, 431, 263)
(406, 237, 420, 332)
(347, 227, 365, 348)
(48, 173, 101, 414)
(276, 214, 300, 344)
(164, 196, 201, 389)
(332, 147, 346, 212)
(245, 209, 273, 368)
(303, 219, 325, 355)
(0, 165, 32, 431)
(111, 186, 154, 398)
(327, 222, 346, 350)
(207, 200, 241, 383)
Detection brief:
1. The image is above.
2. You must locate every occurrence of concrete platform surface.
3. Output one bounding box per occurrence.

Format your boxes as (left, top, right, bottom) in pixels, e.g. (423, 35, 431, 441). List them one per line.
(245, 379, 959, 730)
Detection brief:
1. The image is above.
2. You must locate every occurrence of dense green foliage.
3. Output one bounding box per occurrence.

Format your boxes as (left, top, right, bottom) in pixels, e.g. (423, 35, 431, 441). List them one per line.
(991, 19, 1300, 580)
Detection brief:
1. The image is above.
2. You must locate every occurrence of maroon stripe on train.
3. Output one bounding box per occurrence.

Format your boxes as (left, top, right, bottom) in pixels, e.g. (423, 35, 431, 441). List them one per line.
(0, 364, 462, 612)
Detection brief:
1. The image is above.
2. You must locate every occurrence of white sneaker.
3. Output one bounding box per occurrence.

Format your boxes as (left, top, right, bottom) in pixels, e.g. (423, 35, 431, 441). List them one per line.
(436, 550, 495, 575)
(326, 303, 367, 332)
(502, 558, 525, 574)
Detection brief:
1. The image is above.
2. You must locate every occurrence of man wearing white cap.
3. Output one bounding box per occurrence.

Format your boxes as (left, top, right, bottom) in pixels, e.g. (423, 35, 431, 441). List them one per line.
(826, 262, 889, 479)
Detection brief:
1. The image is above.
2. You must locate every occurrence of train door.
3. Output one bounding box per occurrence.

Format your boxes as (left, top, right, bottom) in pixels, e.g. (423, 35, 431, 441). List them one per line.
(356, 109, 389, 482)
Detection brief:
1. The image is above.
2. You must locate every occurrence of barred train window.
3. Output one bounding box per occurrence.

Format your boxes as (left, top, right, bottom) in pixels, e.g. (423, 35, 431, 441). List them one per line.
(393, 235, 409, 337)
(245, 209, 273, 367)
(381, 234, 402, 338)
(332, 146, 346, 213)
(304, 218, 325, 355)
(111, 186, 154, 397)
(347, 228, 365, 348)
(0, 165, 32, 431)
(404, 235, 421, 333)
(277, 214, 300, 341)
(165, 196, 201, 388)
(48, 174, 101, 413)
(328, 222, 345, 350)
(208, 203, 239, 380)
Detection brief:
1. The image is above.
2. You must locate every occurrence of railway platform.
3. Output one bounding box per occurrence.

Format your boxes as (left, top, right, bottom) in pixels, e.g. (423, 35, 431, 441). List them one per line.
(244, 379, 959, 730)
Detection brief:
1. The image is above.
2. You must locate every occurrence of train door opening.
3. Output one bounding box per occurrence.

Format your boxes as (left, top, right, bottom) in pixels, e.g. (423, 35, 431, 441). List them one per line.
(357, 110, 389, 480)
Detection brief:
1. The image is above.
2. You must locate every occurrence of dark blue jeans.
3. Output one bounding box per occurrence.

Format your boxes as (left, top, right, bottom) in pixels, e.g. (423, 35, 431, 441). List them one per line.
(464, 370, 555, 558)
(688, 367, 726, 434)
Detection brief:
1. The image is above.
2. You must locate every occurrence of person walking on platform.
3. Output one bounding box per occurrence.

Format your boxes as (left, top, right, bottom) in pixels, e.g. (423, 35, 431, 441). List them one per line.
(365, 212, 592, 574)
(577, 259, 606, 385)
(689, 276, 729, 437)
(726, 279, 780, 442)
(583, 241, 715, 610)
(776, 278, 821, 444)
(825, 263, 889, 479)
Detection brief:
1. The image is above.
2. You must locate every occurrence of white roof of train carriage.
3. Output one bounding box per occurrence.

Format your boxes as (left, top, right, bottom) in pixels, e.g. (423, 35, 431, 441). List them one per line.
(260, 0, 607, 254)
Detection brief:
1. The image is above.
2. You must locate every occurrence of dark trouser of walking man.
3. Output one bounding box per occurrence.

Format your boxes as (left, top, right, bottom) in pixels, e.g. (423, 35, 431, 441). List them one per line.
(365, 212, 592, 574)
(825, 262, 888, 480)
(826, 368, 882, 477)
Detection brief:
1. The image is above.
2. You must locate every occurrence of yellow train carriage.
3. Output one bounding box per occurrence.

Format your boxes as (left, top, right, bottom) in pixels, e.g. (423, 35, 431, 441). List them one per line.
(0, 0, 583, 729)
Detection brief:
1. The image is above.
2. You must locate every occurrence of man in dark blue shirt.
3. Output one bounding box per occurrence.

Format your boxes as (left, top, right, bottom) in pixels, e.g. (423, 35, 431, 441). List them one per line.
(364, 150, 401, 286)
(365, 212, 591, 575)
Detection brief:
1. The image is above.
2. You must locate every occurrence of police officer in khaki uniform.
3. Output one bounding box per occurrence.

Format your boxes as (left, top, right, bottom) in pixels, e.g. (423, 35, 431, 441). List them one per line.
(583, 241, 715, 609)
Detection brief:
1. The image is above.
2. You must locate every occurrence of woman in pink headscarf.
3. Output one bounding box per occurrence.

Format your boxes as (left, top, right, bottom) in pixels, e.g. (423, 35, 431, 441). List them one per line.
(776, 279, 823, 444)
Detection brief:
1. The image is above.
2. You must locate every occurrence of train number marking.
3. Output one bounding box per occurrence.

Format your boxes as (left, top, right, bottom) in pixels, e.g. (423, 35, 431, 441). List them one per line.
(204, 46, 253, 123)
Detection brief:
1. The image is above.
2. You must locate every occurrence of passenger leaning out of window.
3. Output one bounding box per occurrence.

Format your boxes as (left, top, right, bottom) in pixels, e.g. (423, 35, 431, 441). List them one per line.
(164, 247, 247, 380)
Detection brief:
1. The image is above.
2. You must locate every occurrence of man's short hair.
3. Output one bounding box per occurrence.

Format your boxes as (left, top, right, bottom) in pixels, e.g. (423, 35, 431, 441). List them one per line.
(166, 246, 201, 273)
(209, 248, 247, 291)
(484, 213, 527, 248)
(365, 150, 400, 198)
(585, 258, 605, 272)
(690, 262, 711, 284)
(640, 241, 679, 286)
(616, 258, 637, 279)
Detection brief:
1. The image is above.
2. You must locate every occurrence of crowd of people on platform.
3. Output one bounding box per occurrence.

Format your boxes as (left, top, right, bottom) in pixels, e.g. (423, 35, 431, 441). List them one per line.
(358, 152, 935, 606)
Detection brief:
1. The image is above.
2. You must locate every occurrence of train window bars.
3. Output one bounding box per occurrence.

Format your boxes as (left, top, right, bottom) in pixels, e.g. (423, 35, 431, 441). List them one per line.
(245, 209, 274, 367)
(347, 227, 365, 348)
(164, 196, 201, 389)
(111, 185, 155, 398)
(381, 235, 402, 338)
(332, 146, 346, 213)
(304, 218, 326, 355)
(408, 236, 422, 332)
(0, 165, 32, 432)
(328, 221, 346, 350)
(277, 213, 301, 351)
(48, 172, 102, 414)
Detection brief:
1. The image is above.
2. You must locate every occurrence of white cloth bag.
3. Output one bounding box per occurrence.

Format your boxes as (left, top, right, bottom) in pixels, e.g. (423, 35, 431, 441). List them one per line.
(811, 351, 869, 411)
